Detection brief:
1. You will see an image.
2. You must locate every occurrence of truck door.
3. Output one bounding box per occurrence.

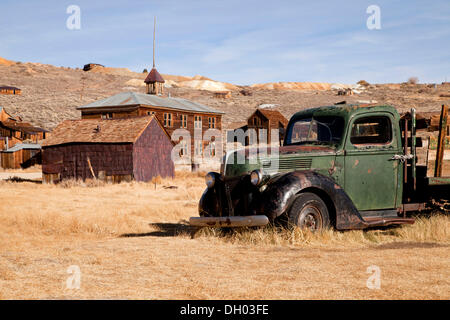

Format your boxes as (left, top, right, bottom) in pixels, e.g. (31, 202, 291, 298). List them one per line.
(344, 113, 401, 211)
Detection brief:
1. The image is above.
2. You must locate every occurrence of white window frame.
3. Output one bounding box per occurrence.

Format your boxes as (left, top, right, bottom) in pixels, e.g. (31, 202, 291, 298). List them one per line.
(194, 115, 202, 129)
(194, 140, 203, 156)
(164, 113, 172, 127)
(181, 114, 187, 128)
(208, 117, 216, 129)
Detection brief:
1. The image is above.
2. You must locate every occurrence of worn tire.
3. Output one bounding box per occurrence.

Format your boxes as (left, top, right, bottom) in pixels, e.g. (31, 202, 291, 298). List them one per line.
(288, 192, 330, 231)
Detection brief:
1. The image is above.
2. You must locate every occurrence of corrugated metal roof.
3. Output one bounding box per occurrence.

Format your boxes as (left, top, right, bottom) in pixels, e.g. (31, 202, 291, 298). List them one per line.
(3, 143, 41, 153)
(42, 116, 158, 147)
(77, 91, 224, 114)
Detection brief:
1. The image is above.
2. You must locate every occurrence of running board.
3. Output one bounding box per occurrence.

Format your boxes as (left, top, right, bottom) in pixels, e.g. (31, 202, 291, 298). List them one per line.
(362, 216, 415, 227)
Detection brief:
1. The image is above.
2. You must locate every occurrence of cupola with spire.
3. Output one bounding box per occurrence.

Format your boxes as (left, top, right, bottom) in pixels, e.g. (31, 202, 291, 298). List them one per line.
(144, 17, 165, 95)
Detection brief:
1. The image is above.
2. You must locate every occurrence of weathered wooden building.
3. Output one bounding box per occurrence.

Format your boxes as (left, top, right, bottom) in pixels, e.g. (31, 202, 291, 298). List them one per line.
(83, 63, 104, 71)
(0, 86, 21, 95)
(0, 120, 48, 143)
(213, 91, 232, 99)
(233, 108, 288, 145)
(0, 107, 48, 168)
(1, 143, 41, 169)
(0, 107, 15, 122)
(77, 91, 224, 159)
(41, 116, 174, 183)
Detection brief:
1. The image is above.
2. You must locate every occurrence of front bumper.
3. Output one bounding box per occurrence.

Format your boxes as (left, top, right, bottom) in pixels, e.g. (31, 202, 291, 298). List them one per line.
(189, 215, 269, 227)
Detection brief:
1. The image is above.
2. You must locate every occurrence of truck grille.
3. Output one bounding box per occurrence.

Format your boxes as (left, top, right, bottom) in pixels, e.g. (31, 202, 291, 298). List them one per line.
(263, 157, 312, 171)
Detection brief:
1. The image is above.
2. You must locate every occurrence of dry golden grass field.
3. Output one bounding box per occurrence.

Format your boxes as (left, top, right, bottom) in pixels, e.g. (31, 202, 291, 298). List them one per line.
(0, 171, 448, 300)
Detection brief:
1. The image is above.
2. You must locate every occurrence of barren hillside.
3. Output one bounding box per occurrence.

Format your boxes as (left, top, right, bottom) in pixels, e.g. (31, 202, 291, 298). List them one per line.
(0, 57, 449, 130)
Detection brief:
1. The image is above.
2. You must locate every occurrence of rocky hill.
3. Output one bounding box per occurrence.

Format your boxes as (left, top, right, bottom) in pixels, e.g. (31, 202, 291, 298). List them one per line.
(0, 57, 449, 130)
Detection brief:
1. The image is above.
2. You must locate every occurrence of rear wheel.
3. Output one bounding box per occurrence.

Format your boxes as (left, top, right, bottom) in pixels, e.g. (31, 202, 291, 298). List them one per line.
(288, 192, 330, 231)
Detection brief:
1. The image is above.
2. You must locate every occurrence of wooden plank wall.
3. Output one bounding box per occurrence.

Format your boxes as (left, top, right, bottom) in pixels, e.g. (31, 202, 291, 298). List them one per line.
(0, 150, 22, 169)
(133, 118, 175, 181)
(42, 143, 134, 182)
(427, 136, 450, 177)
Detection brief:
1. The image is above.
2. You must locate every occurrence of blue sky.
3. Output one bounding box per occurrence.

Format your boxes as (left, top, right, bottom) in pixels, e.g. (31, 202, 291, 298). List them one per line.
(1, 0, 449, 85)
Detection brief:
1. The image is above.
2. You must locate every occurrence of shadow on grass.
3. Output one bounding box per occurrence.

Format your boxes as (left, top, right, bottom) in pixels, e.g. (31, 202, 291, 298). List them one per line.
(120, 221, 193, 238)
(4, 176, 42, 184)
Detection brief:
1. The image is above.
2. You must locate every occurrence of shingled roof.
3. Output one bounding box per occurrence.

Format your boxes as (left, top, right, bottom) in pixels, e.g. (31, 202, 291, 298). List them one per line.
(77, 91, 224, 114)
(253, 108, 289, 127)
(144, 68, 165, 83)
(42, 116, 165, 147)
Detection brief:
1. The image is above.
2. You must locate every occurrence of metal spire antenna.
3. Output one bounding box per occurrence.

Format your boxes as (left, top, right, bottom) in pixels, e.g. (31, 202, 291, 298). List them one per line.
(153, 16, 156, 69)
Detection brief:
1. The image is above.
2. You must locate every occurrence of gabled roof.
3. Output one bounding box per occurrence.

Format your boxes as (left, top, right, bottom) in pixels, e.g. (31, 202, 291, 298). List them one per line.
(251, 108, 288, 127)
(144, 68, 165, 83)
(3, 143, 41, 153)
(0, 120, 48, 133)
(42, 116, 162, 147)
(77, 91, 224, 114)
(0, 86, 21, 90)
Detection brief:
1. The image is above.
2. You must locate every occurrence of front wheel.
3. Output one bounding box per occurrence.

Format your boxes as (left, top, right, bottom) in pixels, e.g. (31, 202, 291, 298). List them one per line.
(288, 192, 330, 231)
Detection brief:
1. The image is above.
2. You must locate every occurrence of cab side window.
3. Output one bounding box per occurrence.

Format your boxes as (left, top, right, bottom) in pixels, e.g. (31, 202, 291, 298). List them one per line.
(350, 116, 392, 145)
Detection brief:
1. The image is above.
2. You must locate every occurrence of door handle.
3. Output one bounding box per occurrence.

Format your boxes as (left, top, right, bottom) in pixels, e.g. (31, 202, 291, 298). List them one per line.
(390, 154, 413, 162)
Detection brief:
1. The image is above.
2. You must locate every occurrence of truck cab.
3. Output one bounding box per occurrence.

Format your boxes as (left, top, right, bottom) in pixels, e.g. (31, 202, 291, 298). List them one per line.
(190, 104, 448, 231)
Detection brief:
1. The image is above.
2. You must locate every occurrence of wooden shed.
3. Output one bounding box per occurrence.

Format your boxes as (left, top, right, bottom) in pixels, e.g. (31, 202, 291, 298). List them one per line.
(236, 108, 289, 145)
(41, 116, 174, 183)
(0, 86, 21, 95)
(213, 91, 232, 99)
(0, 120, 48, 143)
(0, 143, 41, 169)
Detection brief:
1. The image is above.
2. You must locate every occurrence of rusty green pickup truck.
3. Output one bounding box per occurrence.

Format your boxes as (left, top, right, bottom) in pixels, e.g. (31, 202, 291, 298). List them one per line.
(190, 104, 449, 231)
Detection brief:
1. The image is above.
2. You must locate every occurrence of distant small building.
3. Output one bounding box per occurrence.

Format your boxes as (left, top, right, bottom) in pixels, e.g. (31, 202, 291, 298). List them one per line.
(0, 107, 48, 167)
(83, 63, 104, 71)
(42, 116, 174, 183)
(0, 106, 14, 122)
(213, 91, 231, 99)
(0, 119, 48, 143)
(0, 143, 41, 169)
(232, 108, 289, 146)
(0, 86, 21, 95)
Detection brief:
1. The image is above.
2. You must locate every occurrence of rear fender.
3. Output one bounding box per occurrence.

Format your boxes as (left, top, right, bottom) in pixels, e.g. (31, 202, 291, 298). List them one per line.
(259, 171, 368, 230)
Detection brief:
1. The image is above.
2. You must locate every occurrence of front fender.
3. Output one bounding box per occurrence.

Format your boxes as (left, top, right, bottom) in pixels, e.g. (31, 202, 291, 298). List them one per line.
(259, 171, 368, 230)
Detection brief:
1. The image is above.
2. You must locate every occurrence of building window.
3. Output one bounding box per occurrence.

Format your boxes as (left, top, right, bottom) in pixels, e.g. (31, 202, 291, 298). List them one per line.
(195, 140, 203, 156)
(181, 115, 187, 128)
(194, 116, 202, 129)
(147, 111, 155, 116)
(209, 142, 216, 157)
(101, 113, 113, 120)
(208, 117, 216, 129)
(164, 113, 172, 127)
(179, 140, 188, 157)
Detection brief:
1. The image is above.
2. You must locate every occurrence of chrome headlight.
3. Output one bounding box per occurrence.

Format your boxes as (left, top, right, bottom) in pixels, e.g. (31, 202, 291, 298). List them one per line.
(250, 170, 263, 186)
(205, 172, 216, 188)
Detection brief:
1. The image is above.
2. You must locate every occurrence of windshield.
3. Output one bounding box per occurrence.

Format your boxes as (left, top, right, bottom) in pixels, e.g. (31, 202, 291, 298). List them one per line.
(285, 116, 345, 146)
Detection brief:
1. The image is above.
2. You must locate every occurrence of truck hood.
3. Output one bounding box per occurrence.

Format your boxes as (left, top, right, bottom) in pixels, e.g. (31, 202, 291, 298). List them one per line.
(223, 144, 337, 177)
